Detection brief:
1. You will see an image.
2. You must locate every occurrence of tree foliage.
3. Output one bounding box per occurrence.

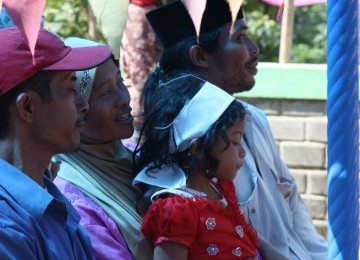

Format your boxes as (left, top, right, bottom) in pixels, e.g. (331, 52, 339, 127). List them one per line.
(244, 1, 327, 63)
(44, 0, 326, 63)
(44, 0, 91, 39)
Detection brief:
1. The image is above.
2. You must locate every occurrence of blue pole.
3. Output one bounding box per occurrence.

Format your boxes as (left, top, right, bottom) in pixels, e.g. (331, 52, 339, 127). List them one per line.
(327, 0, 359, 259)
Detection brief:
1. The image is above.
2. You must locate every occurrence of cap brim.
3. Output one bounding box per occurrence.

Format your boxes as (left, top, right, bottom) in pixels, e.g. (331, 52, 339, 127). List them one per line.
(43, 45, 112, 71)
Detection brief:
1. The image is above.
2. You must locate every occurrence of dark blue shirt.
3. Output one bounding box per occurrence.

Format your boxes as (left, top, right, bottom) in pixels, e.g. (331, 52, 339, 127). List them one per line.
(0, 159, 94, 259)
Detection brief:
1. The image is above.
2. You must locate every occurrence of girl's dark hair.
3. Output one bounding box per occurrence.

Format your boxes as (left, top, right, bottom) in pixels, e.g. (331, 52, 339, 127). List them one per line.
(136, 73, 246, 179)
(0, 71, 54, 139)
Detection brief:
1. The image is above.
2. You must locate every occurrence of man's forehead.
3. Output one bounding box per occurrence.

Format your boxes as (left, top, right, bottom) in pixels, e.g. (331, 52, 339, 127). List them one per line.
(219, 19, 247, 37)
(233, 19, 248, 31)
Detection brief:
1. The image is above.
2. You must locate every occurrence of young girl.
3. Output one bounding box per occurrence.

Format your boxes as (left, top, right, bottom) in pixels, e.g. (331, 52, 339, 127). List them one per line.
(136, 74, 261, 259)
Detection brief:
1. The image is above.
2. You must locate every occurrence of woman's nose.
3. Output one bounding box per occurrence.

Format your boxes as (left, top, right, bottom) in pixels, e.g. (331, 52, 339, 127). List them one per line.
(77, 94, 89, 116)
(115, 86, 131, 107)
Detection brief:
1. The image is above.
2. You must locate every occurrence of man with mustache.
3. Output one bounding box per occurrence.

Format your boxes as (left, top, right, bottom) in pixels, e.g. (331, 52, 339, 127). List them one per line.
(0, 27, 111, 259)
(138, 0, 327, 259)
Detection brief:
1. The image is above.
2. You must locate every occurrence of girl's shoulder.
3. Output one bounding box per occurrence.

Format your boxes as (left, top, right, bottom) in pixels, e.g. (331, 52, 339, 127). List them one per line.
(151, 187, 198, 201)
(141, 190, 202, 247)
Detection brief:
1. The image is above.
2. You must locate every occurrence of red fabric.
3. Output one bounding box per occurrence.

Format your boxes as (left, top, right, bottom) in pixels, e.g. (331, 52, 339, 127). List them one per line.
(130, 0, 156, 7)
(141, 180, 259, 259)
(0, 28, 111, 96)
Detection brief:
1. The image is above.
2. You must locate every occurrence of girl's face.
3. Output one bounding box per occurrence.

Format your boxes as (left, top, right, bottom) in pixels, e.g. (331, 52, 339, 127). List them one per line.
(210, 118, 246, 181)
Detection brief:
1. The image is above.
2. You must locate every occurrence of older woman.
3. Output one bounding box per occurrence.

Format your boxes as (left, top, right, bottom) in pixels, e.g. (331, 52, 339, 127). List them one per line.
(53, 38, 152, 260)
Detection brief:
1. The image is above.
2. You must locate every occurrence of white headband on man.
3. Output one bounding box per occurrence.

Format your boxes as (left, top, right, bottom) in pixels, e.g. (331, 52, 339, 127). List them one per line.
(169, 81, 235, 153)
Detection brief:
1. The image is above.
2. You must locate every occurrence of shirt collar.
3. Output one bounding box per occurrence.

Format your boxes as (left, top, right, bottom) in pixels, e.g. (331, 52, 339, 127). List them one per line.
(0, 159, 57, 221)
(44, 176, 81, 234)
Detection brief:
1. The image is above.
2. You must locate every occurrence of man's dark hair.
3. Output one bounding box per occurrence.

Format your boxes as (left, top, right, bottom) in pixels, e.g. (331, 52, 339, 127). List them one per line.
(143, 26, 223, 116)
(0, 71, 54, 139)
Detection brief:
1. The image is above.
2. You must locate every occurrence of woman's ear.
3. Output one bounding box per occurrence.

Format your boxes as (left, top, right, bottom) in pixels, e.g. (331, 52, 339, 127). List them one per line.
(189, 45, 210, 69)
(15, 92, 35, 123)
(189, 138, 204, 160)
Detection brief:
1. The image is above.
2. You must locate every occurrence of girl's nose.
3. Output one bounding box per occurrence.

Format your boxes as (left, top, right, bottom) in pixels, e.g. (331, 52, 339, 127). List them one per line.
(240, 145, 246, 158)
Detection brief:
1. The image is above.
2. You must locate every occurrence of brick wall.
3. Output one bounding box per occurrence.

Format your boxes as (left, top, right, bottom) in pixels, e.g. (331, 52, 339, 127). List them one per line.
(240, 97, 328, 239)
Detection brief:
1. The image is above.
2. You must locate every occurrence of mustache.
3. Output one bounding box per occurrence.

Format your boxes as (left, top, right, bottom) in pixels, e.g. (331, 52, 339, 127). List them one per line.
(246, 56, 258, 66)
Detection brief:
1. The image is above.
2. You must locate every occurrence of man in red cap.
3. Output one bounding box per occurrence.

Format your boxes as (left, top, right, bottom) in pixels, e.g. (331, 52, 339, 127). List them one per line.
(0, 27, 111, 259)
(139, 0, 327, 259)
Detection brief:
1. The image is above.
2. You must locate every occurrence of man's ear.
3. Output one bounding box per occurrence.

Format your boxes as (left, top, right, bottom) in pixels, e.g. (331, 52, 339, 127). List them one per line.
(189, 45, 210, 69)
(15, 92, 36, 123)
(189, 138, 204, 160)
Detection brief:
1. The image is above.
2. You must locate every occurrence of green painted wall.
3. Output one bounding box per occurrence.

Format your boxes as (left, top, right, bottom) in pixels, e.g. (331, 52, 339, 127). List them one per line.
(235, 62, 327, 101)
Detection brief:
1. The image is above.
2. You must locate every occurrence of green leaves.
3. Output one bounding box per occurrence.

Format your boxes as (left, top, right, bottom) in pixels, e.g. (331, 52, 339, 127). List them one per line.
(87, 0, 128, 58)
(45, 0, 128, 58)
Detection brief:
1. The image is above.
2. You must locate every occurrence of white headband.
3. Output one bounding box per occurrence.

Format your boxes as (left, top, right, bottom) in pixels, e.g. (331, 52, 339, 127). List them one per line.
(133, 80, 235, 189)
(169, 81, 235, 153)
(64, 37, 102, 101)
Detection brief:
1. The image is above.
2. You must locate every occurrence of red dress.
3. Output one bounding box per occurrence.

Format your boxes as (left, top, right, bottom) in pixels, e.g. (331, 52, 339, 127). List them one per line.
(141, 180, 260, 259)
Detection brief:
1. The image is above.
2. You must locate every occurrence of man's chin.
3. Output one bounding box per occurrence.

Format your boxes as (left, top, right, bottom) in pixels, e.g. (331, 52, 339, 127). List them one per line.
(237, 81, 255, 93)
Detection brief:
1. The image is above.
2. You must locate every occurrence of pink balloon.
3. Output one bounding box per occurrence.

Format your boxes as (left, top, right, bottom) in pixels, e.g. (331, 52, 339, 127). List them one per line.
(4, 0, 46, 62)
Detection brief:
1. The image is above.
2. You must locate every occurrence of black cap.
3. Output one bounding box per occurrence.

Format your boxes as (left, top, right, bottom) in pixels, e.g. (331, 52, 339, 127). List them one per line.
(146, 0, 244, 49)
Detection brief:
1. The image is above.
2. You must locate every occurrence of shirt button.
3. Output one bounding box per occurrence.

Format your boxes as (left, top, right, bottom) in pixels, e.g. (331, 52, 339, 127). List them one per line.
(251, 208, 256, 214)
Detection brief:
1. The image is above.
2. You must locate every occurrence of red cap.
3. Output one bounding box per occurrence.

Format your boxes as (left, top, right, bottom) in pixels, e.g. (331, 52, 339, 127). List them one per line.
(0, 27, 112, 96)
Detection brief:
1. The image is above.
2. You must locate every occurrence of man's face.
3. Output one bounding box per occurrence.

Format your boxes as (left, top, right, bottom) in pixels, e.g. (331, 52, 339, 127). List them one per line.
(31, 71, 89, 154)
(205, 19, 260, 95)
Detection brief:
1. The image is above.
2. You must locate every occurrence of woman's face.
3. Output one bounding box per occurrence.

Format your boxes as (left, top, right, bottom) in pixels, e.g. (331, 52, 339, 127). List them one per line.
(84, 59, 134, 141)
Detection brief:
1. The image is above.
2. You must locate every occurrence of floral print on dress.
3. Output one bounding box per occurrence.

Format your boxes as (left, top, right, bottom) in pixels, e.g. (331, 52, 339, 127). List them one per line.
(235, 225, 244, 238)
(205, 217, 216, 230)
(232, 247, 242, 257)
(207, 244, 218, 255)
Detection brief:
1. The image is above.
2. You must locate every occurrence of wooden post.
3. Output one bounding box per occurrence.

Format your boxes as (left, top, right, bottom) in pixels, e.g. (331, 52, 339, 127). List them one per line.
(279, 0, 295, 63)
(87, 3, 97, 40)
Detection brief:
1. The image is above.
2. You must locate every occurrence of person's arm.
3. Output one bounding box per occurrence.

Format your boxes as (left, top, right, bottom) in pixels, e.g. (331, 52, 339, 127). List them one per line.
(0, 227, 38, 259)
(75, 201, 134, 260)
(259, 108, 327, 258)
(277, 158, 327, 258)
(54, 177, 134, 259)
(154, 242, 188, 260)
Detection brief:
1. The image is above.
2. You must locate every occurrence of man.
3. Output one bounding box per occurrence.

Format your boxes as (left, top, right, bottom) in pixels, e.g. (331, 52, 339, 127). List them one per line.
(0, 27, 111, 259)
(138, 0, 327, 259)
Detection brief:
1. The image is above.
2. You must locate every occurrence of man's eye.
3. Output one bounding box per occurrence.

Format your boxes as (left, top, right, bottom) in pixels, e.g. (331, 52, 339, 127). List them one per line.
(238, 35, 246, 42)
